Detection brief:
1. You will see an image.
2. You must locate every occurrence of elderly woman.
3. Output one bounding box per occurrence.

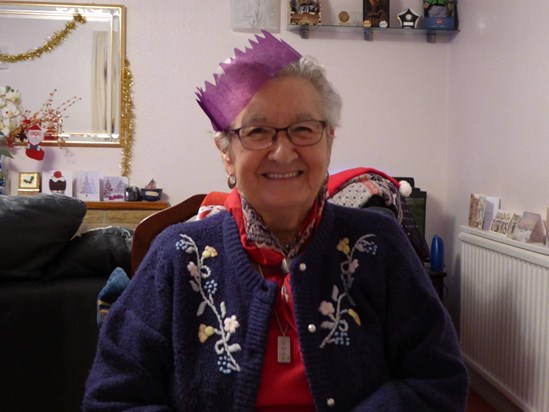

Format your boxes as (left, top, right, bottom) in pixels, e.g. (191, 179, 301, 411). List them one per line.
(83, 31, 468, 411)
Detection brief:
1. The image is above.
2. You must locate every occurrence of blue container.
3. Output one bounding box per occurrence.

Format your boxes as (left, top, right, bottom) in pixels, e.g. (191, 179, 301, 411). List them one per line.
(430, 235, 445, 272)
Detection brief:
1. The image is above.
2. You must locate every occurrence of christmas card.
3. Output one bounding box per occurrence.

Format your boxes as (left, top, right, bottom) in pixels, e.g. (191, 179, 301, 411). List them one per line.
(102, 176, 128, 202)
(41, 170, 73, 197)
(506, 213, 521, 239)
(75, 171, 101, 201)
(468, 193, 500, 230)
(513, 211, 546, 244)
(489, 209, 513, 236)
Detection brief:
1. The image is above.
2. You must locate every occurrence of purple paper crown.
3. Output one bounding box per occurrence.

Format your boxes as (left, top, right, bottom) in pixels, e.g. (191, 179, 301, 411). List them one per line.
(196, 30, 302, 132)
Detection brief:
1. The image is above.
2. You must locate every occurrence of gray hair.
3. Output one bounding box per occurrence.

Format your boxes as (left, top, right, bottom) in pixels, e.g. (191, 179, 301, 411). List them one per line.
(215, 55, 342, 151)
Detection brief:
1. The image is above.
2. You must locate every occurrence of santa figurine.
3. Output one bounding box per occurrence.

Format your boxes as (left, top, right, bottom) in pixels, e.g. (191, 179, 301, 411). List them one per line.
(49, 170, 67, 194)
(25, 124, 45, 161)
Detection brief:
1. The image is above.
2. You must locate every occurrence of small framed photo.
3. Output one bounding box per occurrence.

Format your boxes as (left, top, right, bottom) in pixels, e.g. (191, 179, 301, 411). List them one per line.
(18, 172, 41, 191)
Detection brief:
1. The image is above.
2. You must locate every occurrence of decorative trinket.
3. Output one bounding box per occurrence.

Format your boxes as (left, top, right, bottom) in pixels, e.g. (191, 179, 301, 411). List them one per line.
(397, 8, 420, 29)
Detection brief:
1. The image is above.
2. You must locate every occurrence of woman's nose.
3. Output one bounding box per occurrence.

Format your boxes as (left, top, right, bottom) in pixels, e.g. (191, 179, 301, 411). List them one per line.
(269, 130, 298, 160)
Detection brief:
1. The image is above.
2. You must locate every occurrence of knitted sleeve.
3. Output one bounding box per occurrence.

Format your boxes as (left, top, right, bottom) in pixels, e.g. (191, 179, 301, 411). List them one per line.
(350, 220, 468, 412)
(82, 231, 177, 411)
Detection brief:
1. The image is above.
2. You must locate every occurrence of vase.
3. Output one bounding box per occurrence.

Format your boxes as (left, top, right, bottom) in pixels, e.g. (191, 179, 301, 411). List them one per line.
(0, 155, 11, 195)
(430, 235, 445, 272)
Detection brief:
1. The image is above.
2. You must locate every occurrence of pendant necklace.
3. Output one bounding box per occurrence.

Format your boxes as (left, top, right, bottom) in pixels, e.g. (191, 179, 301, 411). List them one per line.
(258, 265, 291, 364)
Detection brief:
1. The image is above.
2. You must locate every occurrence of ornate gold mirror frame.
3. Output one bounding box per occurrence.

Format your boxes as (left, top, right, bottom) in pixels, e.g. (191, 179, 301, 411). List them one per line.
(0, 2, 134, 175)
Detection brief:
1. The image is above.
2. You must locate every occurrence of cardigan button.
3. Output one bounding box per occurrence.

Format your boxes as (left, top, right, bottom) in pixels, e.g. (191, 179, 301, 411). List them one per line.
(299, 263, 307, 271)
(307, 324, 316, 333)
(326, 398, 335, 407)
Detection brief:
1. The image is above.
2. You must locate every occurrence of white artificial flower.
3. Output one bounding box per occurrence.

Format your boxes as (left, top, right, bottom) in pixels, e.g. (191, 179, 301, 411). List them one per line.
(6, 89, 21, 103)
(0, 86, 23, 136)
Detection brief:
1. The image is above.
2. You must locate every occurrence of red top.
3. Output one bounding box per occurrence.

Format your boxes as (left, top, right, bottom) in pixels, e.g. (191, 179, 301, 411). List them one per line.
(255, 266, 315, 411)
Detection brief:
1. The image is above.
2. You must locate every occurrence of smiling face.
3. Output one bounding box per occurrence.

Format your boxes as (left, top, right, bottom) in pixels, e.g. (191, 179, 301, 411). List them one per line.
(218, 75, 334, 239)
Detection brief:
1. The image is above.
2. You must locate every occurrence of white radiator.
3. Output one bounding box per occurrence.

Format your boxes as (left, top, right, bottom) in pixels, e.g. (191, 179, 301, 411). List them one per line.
(459, 226, 549, 412)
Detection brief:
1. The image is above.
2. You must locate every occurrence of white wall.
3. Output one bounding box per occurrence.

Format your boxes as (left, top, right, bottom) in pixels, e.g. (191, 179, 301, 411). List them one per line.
(8, 0, 549, 322)
(6, 0, 450, 232)
(446, 0, 549, 321)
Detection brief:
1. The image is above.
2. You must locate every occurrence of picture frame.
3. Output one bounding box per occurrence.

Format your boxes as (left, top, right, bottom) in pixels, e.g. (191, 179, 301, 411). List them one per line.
(18, 172, 40, 190)
(231, 0, 280, 32)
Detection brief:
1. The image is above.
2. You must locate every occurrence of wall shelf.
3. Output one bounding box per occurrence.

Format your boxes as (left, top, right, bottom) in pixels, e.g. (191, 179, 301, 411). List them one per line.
(79, 201, 169, 233)
(287, 24, 459, 43)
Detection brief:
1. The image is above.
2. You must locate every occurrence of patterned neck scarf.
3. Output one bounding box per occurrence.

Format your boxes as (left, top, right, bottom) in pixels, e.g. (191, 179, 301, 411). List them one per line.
(224, 184, 327, 267)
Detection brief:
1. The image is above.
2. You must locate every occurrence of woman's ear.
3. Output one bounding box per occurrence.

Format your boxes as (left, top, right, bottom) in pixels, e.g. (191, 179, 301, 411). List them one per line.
(215, 139, 234, 174)
(327, 126, 335, 149)
(220, 149, 232, 164)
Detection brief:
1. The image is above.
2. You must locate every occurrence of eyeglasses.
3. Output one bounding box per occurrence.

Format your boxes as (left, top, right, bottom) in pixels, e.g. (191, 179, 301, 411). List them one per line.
(227, 120, 327, 151)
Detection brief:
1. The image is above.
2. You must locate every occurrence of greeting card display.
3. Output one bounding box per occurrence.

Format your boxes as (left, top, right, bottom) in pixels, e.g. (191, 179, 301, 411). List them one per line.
(468, 193, 500, 230)
(512, 212, 546, 244)
(103, 176, 128, 202)
(546, 207, 549, 243)
(506, 213, 521, 239)
(75, 171, 101, 201)
(41, 170, 73, 196)
(489, 209, 513, 236)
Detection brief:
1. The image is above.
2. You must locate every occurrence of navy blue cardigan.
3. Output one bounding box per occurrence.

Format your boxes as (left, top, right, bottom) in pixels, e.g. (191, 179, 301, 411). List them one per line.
(83, 203, 468, 411)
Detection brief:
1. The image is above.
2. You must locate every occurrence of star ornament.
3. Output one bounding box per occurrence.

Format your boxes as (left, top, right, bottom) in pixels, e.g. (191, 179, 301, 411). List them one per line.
(397, 8, 420, 29)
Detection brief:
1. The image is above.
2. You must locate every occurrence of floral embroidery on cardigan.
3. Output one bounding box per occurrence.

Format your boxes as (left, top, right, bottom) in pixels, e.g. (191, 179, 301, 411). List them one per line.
(319, 235, 377, 348)
(176, 235, 241, 374)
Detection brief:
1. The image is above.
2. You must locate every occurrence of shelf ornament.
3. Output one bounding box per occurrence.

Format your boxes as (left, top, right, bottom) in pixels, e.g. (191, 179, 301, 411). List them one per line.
(423, 0, 457, 29)
(6, 89, 81, 161)
(363, 0, 390, 28)
(289, 0, 321, 25)
(397, 8, 420, 28)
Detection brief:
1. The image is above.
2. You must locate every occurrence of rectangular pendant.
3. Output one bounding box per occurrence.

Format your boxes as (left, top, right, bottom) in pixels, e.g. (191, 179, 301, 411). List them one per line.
(277, 335, 291, 363)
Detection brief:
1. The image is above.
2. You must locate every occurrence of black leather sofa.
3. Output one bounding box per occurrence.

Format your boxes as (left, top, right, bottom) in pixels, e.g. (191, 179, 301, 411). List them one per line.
(0, 194, 131, 412)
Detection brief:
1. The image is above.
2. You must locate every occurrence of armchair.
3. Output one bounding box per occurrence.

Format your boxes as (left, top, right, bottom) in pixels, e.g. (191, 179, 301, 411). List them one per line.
(0, 194, 132, 412)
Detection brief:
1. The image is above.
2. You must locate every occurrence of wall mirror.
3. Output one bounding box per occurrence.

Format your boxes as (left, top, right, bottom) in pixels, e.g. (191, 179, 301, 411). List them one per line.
(0, 2, 127, 147)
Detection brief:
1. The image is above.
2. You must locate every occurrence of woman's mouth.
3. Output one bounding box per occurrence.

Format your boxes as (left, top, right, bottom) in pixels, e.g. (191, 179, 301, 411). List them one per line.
(263, 171, 302, 179)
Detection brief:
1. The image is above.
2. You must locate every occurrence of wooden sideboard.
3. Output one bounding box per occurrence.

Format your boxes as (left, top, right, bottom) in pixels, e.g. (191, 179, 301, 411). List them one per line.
(79, 201, 170, 233)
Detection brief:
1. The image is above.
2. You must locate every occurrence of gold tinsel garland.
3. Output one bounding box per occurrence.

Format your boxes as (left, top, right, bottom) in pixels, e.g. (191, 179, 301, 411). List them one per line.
(0, 14, 87, 63)
(120, 58, 135, 177)
(0, 12, 135, 176)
